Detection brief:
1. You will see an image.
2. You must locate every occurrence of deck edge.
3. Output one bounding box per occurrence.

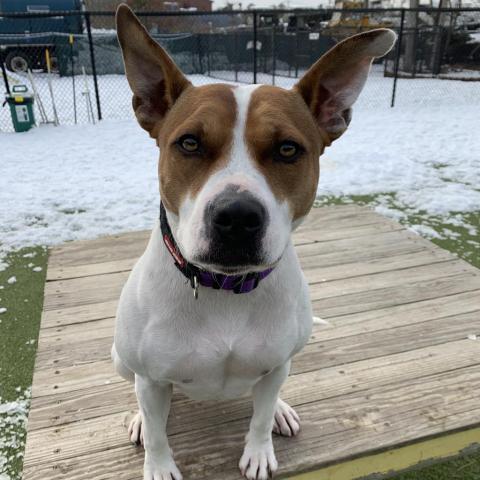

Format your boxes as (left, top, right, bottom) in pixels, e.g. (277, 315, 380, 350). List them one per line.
(288, 426, 480, 480)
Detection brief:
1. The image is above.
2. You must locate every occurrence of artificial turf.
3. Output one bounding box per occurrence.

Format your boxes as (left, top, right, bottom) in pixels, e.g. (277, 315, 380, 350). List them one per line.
(0, 246, 47, 479)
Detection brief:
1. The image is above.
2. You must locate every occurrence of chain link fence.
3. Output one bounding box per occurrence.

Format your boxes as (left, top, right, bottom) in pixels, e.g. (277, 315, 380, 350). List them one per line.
(1, 7, 479, 132)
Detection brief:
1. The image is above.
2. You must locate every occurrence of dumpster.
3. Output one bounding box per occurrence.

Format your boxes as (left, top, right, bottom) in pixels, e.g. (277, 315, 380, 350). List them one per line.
(6, 85, 36, 132)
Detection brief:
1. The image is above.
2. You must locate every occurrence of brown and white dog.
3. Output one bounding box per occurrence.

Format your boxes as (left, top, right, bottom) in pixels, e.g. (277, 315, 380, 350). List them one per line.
(112, 5, 395, 479)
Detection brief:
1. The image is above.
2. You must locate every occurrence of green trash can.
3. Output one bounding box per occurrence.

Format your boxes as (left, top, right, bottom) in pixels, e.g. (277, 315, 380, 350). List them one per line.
(6, 85, 36, 133)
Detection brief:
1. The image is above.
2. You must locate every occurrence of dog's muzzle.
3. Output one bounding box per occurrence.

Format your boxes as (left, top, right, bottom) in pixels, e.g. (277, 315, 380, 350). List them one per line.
(202, 189, 268, 269)
(160, 202, 274, 296)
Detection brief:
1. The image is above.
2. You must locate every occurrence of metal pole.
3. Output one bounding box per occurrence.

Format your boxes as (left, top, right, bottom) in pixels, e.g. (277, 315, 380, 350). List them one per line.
(28, 68, 48, 123)
(234, 30, 239, 83)
(295, 14, 299, 78)
(45, 48, 59, 125)
(271, 23, 276, 86)
(207, 34, 211, 77)
(85, 12, 102, 121)
(253, 11, 257, 84)
(70, 34, 77, 124)
(391, 8, 405, 108)
(1, 62, 11, 95)
(404, 0, 418, 74)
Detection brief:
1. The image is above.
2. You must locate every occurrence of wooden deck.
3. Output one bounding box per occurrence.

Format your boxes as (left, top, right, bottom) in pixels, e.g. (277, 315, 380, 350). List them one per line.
(23, 205, 480, 480)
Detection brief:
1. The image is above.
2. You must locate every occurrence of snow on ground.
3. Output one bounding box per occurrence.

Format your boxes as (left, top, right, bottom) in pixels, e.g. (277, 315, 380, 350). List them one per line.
(0, 70, 479, 264)
(0, 389, 30, 480)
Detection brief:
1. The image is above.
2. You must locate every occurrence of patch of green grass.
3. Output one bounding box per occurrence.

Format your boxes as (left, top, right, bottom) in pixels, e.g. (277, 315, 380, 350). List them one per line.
(0, 246, 48, 480)
(393, 451, 480, 480)
(430, 211, 480, 270)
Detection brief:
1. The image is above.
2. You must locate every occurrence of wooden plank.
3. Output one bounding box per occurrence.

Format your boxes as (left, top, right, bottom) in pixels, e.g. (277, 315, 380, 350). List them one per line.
(314, 289, 480, 341)
(28, 300, 480, 431)
(47, 257, 137, 282)
(41, 266, 480, 334)
(41, 300, 118, 329)
(45, 218, 405, 282)
(23, 340, 480, 471)
(45, 206, 369, 270)
(296, 205, 377, 230)
(48, 230, 151, 267)
(295, 229, 426, 259)
(43, 237, 446, 313)
(45, 233, 323, 281)
(43, 271, 129, 311)
(42, 246, 466, 314)
(24, 424, 480, 480)
(299, 238, 431, 267)
(309, 260, 470, 300)
(39, 317, 114, 344)
(31, 358, 118, 398)
(313, 272, 480, 318)
(33, 301, 480, 375)
(42, 245, 444, 328)
(29, 334, 480, 424)
(303, 249, 453, 284)
(35, 284, 480, 373)
(40, 267, 480, 331)
(293, 309, 480, 374)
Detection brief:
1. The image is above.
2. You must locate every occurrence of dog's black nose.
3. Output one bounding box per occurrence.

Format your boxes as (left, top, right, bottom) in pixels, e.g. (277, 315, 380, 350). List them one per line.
(212, 197, 266, 241)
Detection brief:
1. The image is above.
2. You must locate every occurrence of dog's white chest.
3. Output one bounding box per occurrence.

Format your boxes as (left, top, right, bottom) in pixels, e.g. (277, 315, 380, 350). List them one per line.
(140, 313, 296, 400)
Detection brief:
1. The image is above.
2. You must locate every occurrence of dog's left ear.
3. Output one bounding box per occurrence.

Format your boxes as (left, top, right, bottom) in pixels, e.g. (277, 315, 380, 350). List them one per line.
(294, 29, 396, 143)
(116, 4, 191, 136)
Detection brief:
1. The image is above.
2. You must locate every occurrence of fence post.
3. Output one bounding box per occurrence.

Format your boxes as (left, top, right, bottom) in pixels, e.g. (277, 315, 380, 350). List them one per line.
(295, 15, 299, 78)
(391, 8, 405, 108)
(253, 11, 258, 84)
(206, 33, 211, 77)
(85, 12, 102, 121)
(1, 61, 10, 95)
(234, 31, 239, 83)
(271, 23, 276, 86)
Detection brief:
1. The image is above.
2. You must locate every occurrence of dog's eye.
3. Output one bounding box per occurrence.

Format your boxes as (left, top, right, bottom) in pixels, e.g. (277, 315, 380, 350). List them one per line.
(177, 135, 200, 154)
(274, 141, 302, 163)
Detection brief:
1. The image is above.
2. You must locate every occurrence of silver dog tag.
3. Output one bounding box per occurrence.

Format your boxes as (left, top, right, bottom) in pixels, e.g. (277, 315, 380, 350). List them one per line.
(192, 275, 199, 299)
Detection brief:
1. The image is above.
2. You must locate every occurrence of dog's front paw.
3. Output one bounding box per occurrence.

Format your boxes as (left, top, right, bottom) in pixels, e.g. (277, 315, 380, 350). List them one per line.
(239, 438, 278, 480)
(128, 412, 144, 446)
(273, 398, 300, 437)
(144, 453, 183, 480)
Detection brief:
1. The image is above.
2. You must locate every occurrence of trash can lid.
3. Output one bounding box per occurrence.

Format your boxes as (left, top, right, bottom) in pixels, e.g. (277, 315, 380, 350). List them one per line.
(12, 84, 29, 93)
(7, 85, 33, 101)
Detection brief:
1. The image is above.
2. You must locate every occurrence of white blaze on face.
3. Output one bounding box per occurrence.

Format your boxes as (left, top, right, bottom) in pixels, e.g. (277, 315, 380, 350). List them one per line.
(172, 84, 293, 269)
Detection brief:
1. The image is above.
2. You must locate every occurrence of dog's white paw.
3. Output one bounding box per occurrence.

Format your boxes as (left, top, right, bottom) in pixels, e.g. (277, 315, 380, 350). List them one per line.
(239, 438, 278, 480)
(128, 412, 144, 446)
(144, 453, 183, 480)
(273, 398, 300, 437)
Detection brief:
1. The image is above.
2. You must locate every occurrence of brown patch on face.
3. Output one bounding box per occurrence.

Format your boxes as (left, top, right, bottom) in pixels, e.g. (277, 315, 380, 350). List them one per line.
(245, 85, 325, 221)
(157, 84, 237, 214)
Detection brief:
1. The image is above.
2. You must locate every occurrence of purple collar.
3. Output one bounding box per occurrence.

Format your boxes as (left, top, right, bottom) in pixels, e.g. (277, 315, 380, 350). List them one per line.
(160, 202, 274, 298)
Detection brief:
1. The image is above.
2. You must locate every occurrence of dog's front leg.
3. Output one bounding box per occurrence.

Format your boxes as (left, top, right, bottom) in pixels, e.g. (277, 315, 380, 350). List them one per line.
(135, 375, 182, 480)
(239, 361, 290, 480)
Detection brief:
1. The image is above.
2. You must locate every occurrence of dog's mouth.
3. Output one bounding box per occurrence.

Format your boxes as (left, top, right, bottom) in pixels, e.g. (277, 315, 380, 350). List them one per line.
(192, 249, 282, 276)
(193, 260, 278, 276)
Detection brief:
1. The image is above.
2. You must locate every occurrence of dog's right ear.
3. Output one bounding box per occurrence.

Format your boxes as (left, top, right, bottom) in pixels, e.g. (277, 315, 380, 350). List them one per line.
(116, 4, 191, 136)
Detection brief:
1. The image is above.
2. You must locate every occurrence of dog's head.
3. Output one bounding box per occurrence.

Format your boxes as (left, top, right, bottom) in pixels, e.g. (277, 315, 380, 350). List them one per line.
(116, 5, 395, 275)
